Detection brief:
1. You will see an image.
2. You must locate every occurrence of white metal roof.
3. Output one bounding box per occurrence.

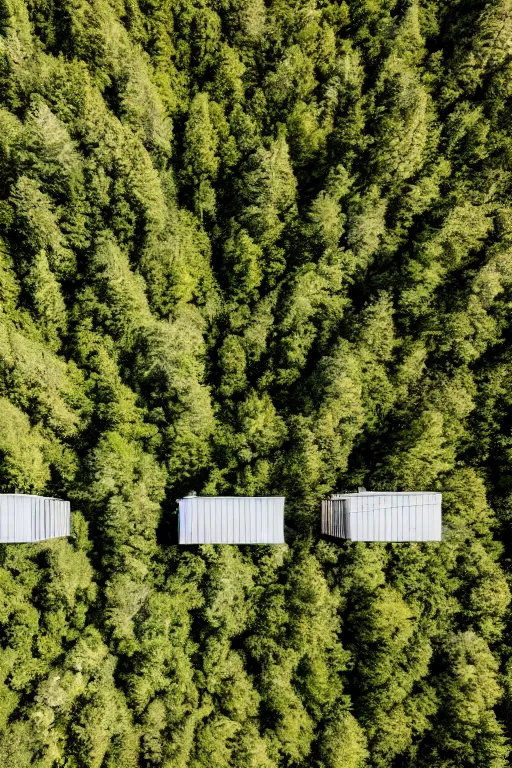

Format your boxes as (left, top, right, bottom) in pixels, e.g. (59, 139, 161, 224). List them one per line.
(0, 494, 71, 543)
(322, 492, 442, 542)
(179, 496, 285, 544)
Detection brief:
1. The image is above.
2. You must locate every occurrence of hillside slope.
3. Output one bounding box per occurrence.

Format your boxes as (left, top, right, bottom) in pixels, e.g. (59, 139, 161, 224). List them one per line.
(1, 0, 512, 765)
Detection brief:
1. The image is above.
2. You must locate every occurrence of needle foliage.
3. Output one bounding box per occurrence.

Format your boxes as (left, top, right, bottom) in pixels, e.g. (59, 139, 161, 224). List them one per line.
(1, 0, 512, 765)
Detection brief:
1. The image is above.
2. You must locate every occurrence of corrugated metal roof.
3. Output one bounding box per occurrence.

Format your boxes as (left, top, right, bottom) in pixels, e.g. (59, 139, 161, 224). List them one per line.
(322, 492, 442, 542)
(178, 496, 285, 544)
(0, 494, 71, 543)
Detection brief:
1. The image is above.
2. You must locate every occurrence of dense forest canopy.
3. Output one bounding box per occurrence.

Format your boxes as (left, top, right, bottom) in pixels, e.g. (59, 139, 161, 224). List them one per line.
(1, 0, 512, 764)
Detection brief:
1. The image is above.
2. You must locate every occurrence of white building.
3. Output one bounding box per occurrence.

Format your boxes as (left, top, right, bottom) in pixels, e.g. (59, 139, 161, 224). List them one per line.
(321, 491, 442, 542)
(178, 496, 285, 544)
(0, 494, 71, 543)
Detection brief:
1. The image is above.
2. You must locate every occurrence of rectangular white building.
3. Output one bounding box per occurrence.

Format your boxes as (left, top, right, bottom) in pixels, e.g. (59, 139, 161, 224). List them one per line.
(321, 491, 442, 542)
(178, 496, 285, 544)
(0, 494, 71, 543)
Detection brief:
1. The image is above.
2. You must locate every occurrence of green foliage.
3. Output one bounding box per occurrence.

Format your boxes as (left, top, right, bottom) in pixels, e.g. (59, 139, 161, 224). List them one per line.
(182, 92, 219, 219)
(426, 632, 509, 767)
(0, 0, 511, 765)
(0, 396, 51, 491)
(239, 133, 297, 281)
(319, 713, 369, 768)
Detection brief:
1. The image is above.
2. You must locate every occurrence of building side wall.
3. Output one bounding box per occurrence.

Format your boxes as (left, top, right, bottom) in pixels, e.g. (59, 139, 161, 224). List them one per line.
(179, 497, 285, 544)
(349, 493, 442, 541)
(325, 493, 442, 542)
(321, 499, 349, 538)
(0, 495, 71, 543)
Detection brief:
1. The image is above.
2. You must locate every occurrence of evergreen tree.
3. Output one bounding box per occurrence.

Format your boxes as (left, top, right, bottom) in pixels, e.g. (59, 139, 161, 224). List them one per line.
(0, 0, 511, 764)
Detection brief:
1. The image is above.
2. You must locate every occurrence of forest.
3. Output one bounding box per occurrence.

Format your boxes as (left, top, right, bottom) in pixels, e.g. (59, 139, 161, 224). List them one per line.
(1, 0, 512, 764)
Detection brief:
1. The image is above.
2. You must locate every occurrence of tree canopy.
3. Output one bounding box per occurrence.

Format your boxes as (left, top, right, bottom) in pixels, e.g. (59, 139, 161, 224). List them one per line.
(1, 0, 512, 765)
